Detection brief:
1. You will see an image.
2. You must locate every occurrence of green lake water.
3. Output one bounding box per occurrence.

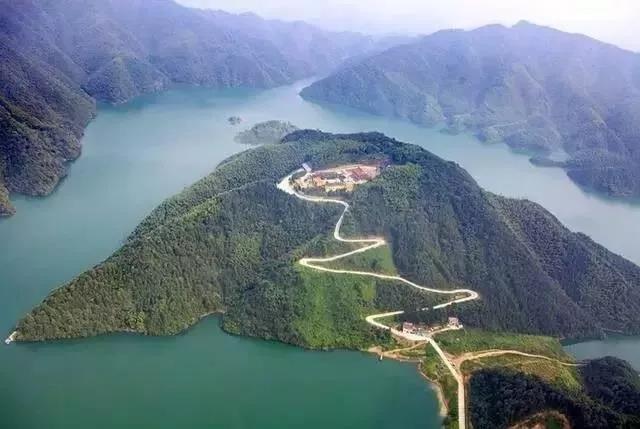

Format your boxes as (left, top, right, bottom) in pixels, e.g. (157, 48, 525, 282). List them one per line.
(1, 79, 639, 428)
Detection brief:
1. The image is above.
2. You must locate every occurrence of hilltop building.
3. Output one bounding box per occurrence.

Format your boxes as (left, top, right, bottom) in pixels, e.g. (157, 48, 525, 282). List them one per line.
(292, 161, 385, 193)
(402, 322, 415, 333)
(448, 317, 461, 328)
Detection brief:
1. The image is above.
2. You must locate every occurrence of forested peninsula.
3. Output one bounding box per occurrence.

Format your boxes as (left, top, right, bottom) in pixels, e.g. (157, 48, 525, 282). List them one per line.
(301, 21, 640, 200)
(14, 130, 640, 341)
(12, 130, 640, 428)
(0, 0, 391, 216)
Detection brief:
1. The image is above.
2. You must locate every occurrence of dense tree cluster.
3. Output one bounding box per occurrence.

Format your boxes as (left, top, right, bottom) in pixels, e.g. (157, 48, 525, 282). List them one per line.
(15, 131, 640, 345)
(343, 138, 640, 338)
(469, 360, 640, 429)
(580, 357, 640, 417)
(15, 131, 640, 427)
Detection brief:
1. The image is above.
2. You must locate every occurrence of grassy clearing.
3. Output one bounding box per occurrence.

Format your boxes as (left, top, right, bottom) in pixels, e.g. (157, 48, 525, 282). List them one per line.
(293, 266, 380, 349)
(322, 244, 397, 275)
(461, 354, 582, 393)
(435, 328, 571, 361)
(294, 233, 358, 259)
(511, 412, 569, 429)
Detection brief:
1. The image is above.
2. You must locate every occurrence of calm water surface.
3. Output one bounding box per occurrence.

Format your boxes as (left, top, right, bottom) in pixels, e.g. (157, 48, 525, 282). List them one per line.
(1, 80, 639, 428)
(564, 336, 640, 368)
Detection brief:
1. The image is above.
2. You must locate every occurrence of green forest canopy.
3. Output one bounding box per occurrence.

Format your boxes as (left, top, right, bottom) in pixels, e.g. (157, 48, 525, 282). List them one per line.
(15, 130, 640, 345)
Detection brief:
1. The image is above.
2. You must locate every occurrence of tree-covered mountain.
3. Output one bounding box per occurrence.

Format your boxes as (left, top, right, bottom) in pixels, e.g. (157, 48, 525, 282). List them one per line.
(470, 357, 640, 428)
(0, 0, 387, 216)
(301, 21, 640, 200)
(13, 131, 640, 343)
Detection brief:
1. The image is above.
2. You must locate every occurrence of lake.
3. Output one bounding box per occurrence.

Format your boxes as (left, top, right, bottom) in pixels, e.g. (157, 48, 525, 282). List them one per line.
(1, 79, 639, 428)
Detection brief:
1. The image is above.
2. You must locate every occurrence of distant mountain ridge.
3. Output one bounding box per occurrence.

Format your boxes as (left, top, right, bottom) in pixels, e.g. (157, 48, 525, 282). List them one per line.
(301, 21, 640, 200)
(0, 0, 388, 215)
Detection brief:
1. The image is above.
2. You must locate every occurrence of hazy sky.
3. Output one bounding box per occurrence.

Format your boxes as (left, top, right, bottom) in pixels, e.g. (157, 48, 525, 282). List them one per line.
(178, 0, 639, 51)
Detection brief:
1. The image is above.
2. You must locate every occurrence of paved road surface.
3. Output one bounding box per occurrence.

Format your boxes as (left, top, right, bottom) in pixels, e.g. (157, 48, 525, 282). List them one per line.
(278, 170, 476, 429)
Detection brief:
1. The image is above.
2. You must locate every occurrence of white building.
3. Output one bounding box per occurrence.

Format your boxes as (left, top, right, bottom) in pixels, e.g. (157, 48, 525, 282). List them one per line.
(402, 322, 415, 333)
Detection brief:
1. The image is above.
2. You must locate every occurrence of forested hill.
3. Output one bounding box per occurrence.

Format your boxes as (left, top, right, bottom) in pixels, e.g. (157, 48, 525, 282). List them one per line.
(14, 130, 640, 343)
(301, 21, 640, 200)
(470, 357, 640, 428)
(0, 0, 387, 216)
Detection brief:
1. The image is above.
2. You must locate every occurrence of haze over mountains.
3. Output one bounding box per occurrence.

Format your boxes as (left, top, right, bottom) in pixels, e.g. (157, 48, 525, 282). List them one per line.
(302, 21, 640, 200)
(0, 0, 395, 216)
(4, 5, 640, 427)
(3, 1, 640, 217)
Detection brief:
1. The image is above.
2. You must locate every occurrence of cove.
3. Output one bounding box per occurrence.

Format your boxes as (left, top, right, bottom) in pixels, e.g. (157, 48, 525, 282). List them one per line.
(2, 79, 640, 427)
(1, 317, 439, 429)
(0, 83, 442, 429)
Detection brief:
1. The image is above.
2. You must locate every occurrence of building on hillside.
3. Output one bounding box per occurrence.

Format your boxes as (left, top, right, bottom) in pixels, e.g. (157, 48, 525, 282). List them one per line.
(448, 317, 461, 328)
(312, 176, 326, 187)
(350, 167, 371, 182)
(325, 183, 354, 192)
(302, 162, 312, 173)
(402, 322, 415, 333)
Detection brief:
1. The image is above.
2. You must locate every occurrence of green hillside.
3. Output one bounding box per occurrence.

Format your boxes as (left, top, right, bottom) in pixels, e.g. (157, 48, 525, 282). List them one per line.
(14, 131, 640, 344)
(301, 21, 640, 200)
(469, 357, 640, 428)
(0, 0, 387, 215)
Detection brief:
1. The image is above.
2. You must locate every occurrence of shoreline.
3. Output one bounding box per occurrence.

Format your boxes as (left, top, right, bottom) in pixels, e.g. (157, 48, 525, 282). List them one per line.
(419, 367, 448, 418)
(367, 346, 447, 418)
(282, 169, 469, 428)
(5, 331, 17, 345)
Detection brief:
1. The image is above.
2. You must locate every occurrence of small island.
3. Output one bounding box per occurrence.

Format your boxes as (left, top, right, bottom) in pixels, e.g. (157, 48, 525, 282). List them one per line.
(529, 156, 566, 168)
(234, 120, 299, 145)
(227, 116, 243, 125)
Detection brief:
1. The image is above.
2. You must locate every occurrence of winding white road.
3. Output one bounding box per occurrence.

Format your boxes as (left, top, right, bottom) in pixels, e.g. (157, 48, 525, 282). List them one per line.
(454, 349, 582, 368)
(278, 170, 478, 429)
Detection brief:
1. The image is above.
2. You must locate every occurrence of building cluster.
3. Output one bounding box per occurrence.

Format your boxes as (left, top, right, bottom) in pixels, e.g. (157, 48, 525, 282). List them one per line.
(401, 317, 462, 336)
(294, 162, 383, 193)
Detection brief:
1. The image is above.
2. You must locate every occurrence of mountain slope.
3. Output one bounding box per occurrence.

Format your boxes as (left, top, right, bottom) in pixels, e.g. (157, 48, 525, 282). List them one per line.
(13, 131, 640, 342)
(469, 357, 640, 429)
(0, 0, 383, 215)
(301, 21, 640, 200)
(0, 40, 95, 214)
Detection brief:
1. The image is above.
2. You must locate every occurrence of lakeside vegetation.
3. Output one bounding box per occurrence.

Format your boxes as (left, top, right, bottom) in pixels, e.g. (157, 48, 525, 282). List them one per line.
(469, 358, 640, 428)
(417, 329, 640, 428)
(462, 354, 582, 393)
(421, 343, 459, 429)
(16, 130, 640, 343)
(0, 183, 14, 216)
(12, 130, 640, 428)
(435, 328, 571, 361)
